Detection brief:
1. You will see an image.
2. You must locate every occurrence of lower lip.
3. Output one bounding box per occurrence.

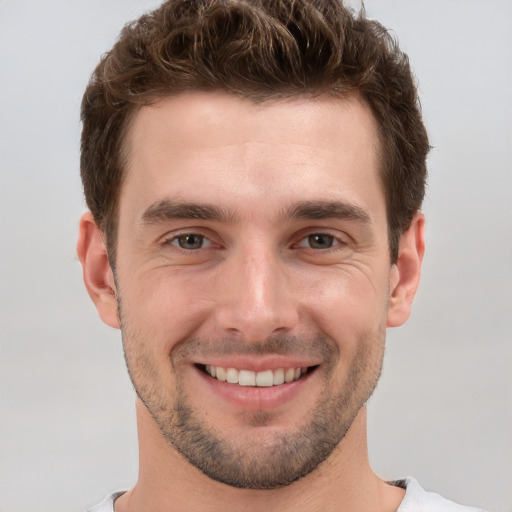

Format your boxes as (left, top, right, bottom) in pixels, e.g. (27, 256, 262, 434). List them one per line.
(194, 367, 316, 411)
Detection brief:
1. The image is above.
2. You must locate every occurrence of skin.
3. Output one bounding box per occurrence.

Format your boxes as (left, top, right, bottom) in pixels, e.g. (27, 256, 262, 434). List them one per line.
(78, 91, 424, 512)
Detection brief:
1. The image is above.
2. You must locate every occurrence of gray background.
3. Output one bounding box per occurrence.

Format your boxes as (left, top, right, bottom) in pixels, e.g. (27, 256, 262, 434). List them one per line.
(0, 1, 510, 511)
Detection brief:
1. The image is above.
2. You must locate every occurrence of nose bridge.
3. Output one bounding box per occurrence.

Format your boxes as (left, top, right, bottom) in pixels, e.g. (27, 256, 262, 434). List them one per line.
(215, 242, 299, 340)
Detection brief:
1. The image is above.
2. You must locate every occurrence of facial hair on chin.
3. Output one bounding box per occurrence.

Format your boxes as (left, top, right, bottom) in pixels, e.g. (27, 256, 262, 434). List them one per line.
(120, 310, 385, 489)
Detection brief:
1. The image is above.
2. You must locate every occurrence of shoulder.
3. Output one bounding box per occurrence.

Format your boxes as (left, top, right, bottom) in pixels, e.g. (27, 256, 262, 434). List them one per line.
(396, 478, 487, 512)
(86, 491, 126, 512)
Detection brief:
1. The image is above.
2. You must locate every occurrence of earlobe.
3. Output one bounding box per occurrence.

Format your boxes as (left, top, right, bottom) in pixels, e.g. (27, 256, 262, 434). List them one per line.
(387, 212, 425, 328)
(77, 211, 120, 329)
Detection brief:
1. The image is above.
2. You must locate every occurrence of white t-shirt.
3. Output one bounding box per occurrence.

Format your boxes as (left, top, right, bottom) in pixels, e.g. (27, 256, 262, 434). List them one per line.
(87, 478, 486, 512)
(391, 478, 485, 512)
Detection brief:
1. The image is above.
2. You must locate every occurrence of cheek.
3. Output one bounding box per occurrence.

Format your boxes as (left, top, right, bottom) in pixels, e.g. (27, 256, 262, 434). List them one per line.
(300, 267, 388, 384)
(302, 267, 389, 336)
(120, 267, 217, 352)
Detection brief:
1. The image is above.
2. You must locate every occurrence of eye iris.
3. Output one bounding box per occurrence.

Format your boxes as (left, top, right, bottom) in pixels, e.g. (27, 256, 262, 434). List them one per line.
(177, 234, 203, 249)
(308, 234, 334, 249)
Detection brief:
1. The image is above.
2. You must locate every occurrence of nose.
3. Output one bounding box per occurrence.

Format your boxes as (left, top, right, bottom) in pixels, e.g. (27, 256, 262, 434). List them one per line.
(214, 248, 300, 342)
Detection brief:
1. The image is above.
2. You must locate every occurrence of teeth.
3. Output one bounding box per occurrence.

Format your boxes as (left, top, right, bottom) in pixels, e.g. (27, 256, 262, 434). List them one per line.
(239, 369, 256, 386)
(204, 365, 309, 387)
(215, 366, 226, 382)
(273, 368, 284, 385)
(255, 369, 274, 387)
(226, 368, 238, 384)
(284, 368, 295, 383)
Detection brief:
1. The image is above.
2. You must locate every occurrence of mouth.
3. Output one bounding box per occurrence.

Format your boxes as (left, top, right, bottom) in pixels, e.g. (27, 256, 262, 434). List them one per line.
(197, 364, 319, 387)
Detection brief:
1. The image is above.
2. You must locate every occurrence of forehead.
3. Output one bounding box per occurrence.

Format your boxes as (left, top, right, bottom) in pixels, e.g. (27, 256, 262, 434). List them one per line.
(120, 91, 384, 225)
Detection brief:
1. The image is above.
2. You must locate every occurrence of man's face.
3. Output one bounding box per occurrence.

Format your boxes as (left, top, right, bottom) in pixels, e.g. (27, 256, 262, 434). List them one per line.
(112, 92, 397, 488)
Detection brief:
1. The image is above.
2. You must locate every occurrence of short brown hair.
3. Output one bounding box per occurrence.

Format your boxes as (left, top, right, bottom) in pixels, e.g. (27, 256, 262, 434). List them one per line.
(81, 0, 429, 263)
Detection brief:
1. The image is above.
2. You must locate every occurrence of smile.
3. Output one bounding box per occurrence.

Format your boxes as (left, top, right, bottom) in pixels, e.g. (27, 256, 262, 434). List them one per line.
(202, 365, 316, 387)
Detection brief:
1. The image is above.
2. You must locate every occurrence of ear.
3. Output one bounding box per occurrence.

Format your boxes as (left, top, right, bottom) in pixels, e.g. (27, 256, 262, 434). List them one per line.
(387, 211, 425, 327)
(77, 211, 120, 329)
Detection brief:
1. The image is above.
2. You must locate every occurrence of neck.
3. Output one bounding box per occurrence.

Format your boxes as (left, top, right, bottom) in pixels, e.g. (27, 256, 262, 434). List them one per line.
(115, 400, 404, 512)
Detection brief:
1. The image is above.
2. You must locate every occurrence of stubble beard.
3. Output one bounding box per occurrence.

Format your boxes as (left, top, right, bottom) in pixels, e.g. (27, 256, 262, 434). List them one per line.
(119, 307, 385, 489)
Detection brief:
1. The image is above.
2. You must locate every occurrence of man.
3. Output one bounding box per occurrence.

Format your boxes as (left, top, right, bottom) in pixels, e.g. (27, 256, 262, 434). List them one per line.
(77, 0, 485, 510)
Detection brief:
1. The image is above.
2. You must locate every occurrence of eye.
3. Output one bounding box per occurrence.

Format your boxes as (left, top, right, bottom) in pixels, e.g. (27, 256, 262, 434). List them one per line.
(298, 233, 338, 250)
(169, 233, 211, 250)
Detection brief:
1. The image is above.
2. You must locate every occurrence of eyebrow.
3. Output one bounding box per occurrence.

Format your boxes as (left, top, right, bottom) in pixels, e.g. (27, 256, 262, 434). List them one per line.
(140, 199, 371, 225)
(282, 200, 371, 224)
(141, 200, 236, 225)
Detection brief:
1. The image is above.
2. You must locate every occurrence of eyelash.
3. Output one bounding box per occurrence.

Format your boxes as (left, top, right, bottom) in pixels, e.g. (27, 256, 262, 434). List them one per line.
(163, 231, 346, 252)
(165, 233, 213, 251)
(294, 233, 343, 250)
